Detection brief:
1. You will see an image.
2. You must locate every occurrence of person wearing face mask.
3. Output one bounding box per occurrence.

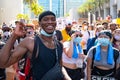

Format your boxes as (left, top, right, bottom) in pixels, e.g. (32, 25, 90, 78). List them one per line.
(62, 31, 86, 80)
(112, 29, 120, 51)
(86, 25, 104, 53)
(86, 30, 120, 80)
(81, 21, 90, 55)
(61, 19, 75, 42)
(2, 26, 12, 43)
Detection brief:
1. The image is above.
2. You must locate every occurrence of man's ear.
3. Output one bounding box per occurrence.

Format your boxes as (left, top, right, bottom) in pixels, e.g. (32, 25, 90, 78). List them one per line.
(39, 22, 41, 25)
(39, 22, 42, 27)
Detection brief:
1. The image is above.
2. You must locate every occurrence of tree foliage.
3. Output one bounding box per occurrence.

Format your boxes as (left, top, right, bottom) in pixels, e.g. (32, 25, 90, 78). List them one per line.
(16, 13, 29, 20)
(29, 2, 44, 16)
(78, 0, 108, 13)
(23, 0, 44, 16)
(23, 0, 37, 4)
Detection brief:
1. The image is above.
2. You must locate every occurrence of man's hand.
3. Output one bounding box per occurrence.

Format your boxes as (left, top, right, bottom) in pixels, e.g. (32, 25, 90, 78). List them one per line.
(13, 22, 26, 38)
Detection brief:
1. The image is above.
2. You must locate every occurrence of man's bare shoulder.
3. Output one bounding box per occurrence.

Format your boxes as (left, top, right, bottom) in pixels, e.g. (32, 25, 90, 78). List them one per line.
(21, 37, 34, 45)
(19, 37, 35, 53)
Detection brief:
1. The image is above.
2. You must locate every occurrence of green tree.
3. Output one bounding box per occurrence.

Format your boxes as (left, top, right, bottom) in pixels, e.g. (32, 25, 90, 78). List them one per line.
(23, 0, 44, 17)
(78, 0, 109, 17)
(30, 2, 44, 16)
(23, 0, 37, 4)
(16, 13, 29, 21)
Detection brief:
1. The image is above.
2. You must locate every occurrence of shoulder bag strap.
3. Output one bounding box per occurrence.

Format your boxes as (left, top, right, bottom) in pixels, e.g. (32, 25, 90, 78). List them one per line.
(54, 39, 59, 62)
(91, 47, 96, 69)
(113, 49, 119, 73)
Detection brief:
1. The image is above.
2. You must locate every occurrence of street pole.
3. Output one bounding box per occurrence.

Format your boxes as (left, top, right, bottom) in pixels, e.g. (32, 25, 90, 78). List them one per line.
(63, 0, 64, 16)
(50, 0, 52, 11)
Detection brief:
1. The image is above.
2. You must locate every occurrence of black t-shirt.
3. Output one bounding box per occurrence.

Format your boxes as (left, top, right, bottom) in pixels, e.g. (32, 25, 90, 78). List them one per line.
(55, 30, 63, 41)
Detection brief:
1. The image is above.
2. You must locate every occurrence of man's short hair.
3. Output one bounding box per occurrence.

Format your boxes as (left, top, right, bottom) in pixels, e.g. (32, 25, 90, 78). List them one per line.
(15, 21, 19, 24)
(25, 24, 35, 30)
(102, 22, 108, 25)
(109, 23, 116, 27)
(38, 11, 56, 21)
(65, 19, 72, 25)
(82, 21, 88, 25)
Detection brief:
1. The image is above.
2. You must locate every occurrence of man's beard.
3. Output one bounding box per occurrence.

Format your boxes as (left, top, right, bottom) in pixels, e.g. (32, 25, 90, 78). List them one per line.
(65, 27, 73, 36)
(65, 27, 71, 32)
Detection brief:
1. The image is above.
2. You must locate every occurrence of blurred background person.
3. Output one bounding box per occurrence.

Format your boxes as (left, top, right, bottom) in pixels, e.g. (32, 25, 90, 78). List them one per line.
(86, 30, 120, 80)
(109, 23, 117, 32)
(54, 30, 63, 42)
(112, 29, 120, 51)
(2, 26, 12, 43)
(17, 23, 35, 80)
(80, 21, 90, 55)
(1, 25, 16, 80)
(62, 31, 85, 80)
(61, 19, 74, 42)
(88, 24, 95, 38)
(86, 25, 104, 53)
(102, 22, 109, 30)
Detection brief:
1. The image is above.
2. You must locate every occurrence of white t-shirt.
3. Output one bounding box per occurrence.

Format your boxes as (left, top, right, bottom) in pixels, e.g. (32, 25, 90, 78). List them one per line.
(81, 30, 90, 49)
(89, 30, 95, 38)
(62, 41, 83, 64)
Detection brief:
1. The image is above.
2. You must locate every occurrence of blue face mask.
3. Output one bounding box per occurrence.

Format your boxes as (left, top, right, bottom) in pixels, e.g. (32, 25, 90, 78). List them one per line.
(40, 29, 56, 37)
(74, 37, 82, 44)
(97, 38, 110, 46)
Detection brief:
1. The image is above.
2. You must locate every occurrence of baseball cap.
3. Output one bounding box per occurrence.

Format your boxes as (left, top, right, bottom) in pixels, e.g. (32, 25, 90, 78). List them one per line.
(65, 19, 72, 25)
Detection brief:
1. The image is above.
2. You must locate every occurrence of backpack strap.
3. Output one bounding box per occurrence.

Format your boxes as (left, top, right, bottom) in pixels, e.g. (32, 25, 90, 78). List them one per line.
(88, 31, 90, 37)
(113, 49, 119, 73)
(91, 47, 96, 69)
(91, 47, 119, 70)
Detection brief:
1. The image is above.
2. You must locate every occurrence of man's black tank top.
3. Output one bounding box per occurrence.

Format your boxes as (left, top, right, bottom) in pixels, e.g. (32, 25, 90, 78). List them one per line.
(31, 36, 63, 80)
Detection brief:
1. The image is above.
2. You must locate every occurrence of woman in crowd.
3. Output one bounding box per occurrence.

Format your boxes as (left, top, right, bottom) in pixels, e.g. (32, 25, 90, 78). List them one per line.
(86, 30, 120, 80)
(88, 24, 95, 38)
(62, 31, 85, 80)
(86, 25, 104, 53)
(112, 29, 120, 51)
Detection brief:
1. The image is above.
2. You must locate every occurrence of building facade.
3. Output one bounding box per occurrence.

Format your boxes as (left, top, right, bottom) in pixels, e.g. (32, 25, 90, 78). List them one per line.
(38, 0, 64, 17)
(0, 0, 23, 25)
(38, 0, 85, 18)
(95, 0, 120, 20)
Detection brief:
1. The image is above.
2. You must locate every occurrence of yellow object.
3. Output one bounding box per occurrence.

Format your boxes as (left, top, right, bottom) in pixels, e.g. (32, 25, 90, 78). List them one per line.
(117, 18, 120, 25)
(61, 29, 71, 42)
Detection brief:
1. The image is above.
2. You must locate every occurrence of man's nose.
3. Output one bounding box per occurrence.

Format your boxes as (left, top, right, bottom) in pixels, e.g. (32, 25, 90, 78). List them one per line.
(48, 20, 53, 23)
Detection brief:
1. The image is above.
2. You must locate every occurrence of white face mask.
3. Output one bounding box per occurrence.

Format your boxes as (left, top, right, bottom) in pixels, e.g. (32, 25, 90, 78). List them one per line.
(40, 29, 56, 37)
(96, 32, 99, 36)
(3, 31, 11, 42)
(3, 31, 11, 37)
(114, 35, 120, 40)
(84, 26, 88, 30)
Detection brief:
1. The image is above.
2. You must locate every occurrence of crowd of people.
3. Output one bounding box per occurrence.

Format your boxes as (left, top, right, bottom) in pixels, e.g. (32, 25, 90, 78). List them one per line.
(0, 11, 120, 80)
